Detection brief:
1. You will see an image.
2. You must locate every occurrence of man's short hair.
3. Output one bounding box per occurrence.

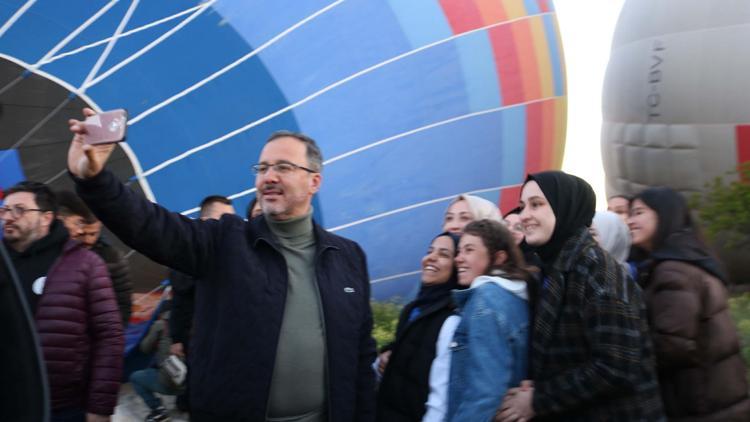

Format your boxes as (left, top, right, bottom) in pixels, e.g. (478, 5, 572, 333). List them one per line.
(56, 190, 95, 222)
(266, 130, 323, 172)
(5, 181, 58, 215)
(199, 195, 232, 217)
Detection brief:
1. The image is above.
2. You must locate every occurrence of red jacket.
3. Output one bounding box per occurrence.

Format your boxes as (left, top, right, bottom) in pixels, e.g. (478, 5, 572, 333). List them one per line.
(35, 239, 124, 415)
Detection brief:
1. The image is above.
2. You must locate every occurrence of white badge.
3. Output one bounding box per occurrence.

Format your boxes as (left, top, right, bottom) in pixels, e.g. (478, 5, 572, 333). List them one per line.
(32, 277, 46, 295)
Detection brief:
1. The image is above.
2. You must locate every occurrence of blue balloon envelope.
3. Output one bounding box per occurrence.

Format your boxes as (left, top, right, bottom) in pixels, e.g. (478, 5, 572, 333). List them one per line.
(0, 0, 566, 301)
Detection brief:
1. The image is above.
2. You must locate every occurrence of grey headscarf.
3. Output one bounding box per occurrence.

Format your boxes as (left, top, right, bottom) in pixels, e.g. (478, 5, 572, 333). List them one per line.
(592, 211, 631, 264)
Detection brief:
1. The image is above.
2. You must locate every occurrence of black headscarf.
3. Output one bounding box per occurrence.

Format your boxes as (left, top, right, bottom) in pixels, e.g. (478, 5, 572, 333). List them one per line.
(634, 187, 726, 282)
(411, 232, 461, 311)
(524, 171, 596, 264)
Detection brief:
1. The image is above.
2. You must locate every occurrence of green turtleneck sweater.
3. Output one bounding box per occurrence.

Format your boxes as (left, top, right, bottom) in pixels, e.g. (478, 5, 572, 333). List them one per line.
(266, 212, 327, 422)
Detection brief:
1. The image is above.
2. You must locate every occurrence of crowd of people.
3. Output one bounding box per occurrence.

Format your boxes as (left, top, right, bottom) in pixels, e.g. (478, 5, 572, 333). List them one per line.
(0, 107, 748, 421)
(378, 183, 750, 421)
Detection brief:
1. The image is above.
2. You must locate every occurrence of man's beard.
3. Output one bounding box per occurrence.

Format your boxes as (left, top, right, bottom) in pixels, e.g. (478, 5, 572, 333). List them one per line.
(3, 220, 41, 248)
(261, 202, 288, 218)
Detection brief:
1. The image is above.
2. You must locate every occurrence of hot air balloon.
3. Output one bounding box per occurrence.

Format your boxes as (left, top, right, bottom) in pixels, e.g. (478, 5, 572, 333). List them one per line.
(0, 0, 566, 301)
(602, 0, 750, 285)
(602, 0, 750, 197)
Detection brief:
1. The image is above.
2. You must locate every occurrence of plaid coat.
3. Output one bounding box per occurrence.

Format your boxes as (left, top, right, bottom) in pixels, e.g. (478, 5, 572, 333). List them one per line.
(530, 228, 665, 421)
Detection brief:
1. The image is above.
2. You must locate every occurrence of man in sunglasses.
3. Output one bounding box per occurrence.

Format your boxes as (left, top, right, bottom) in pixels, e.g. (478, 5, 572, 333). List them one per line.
(68, 108, 376, 422)
(1, 181, 123, 422)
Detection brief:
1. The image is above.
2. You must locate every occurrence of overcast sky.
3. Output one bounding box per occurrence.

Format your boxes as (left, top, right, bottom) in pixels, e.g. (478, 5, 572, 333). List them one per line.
(556, 0, 625, 209)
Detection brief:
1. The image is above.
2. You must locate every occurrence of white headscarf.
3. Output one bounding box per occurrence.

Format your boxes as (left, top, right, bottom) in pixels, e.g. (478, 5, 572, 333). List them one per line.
(592, 211, 631, 264)
(451, 194, 502, 222)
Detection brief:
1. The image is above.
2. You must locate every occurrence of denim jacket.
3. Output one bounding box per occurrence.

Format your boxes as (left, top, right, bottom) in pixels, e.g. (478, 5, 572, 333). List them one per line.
(446, 275, 529, 422)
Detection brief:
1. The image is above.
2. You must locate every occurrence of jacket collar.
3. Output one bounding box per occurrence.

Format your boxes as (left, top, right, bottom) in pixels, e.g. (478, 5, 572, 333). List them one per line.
(397, 295, 454, 338)
(251, 215, 340, 255)
(8, 220, 70, 258)
(452, 275, 528, 308)
(61, 238, 85, 254)
(551, 227, 596, 273)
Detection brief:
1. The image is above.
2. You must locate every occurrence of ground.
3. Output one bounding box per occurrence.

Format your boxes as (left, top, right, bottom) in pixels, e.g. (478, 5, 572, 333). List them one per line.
(113, 383, 189, 422)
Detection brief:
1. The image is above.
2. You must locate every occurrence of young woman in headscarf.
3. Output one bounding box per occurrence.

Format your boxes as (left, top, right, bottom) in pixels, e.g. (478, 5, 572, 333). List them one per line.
(592, 210, 639, 281)
(591, 210, 632, 267)
(446, 219, 534, 422)
(443, 194, 502, 234)
(376, 232, 462, 422)
(497, 171, 664, 422)
(629, 186, 750, 421)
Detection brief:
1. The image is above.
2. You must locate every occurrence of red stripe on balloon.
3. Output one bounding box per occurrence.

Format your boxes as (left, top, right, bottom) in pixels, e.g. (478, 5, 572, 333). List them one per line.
(737, 125, 750, 164)
(500, 185, 522, 215)
(439, 0, 483, 34)
(488, 24, 524, 105)
(537, 0, 550, 13)
(525, 101, 544, 173)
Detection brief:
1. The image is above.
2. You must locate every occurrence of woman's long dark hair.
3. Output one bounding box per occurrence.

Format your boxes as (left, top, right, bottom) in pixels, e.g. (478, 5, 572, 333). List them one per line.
(632, 186, 726, 282)
(462, 219, 539, 311)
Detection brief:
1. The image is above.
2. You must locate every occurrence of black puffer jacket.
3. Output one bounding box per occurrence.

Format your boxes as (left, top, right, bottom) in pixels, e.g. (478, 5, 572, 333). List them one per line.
(90, 238, 133, 326)
(377, 296, 454, 422)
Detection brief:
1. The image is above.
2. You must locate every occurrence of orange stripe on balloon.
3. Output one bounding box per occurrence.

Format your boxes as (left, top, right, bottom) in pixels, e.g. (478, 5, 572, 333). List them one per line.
(543, 99, 558, 169)
(439, 0, 483, 34)
(530, 16, 553, 98)
(501, 0, 526, 20)
(512, 19, 541, 102)
(474, 0, 507, 25)
(488, 24, 524, 106)
(525, 101, 544, 174)
(553, 99, 567, 169)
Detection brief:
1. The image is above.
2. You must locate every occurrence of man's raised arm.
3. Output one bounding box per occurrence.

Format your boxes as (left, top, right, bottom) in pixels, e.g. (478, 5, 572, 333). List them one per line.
(67, 108, 219, 277)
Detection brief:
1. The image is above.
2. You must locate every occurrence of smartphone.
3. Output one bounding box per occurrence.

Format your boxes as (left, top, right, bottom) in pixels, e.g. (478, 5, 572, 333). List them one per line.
(82, 109, 128, 145)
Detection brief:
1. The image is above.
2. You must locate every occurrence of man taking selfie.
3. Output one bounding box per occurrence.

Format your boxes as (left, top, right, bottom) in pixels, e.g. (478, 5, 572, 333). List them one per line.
(68, 108, 376, 422)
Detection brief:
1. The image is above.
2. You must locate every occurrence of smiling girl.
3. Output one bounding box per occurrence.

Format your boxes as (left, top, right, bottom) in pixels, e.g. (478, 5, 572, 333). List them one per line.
(444, 219, 534, 422)
(497, 171, 664, 422)
(376, 232, 462, 422)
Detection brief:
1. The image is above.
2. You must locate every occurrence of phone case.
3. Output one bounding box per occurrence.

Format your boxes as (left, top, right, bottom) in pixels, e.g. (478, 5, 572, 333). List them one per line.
(82, 109, 128, 145)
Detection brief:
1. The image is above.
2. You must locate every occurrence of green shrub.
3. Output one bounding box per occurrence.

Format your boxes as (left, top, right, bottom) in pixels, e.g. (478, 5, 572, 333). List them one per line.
(729, 293, 750, 370)
(371, 301, 403, 349)
(689, 162, 750, 245)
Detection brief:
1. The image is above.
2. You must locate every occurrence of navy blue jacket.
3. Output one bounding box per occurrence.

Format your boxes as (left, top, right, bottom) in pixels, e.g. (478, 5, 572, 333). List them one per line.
(74, 170, 376, 422)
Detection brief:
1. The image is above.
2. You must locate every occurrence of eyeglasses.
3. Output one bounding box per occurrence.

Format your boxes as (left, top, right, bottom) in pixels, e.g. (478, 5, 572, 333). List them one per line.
(251, 161, 318, 175)
(0, 205, 46, 219)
